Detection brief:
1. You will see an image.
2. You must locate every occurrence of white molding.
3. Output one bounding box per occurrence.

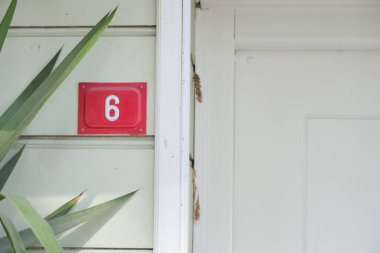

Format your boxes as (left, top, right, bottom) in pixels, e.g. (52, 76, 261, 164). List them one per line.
(193, 9, 235, 253)
(181, 0, 193, 252)
(7, 27, 156, 37)
(201, 0, 380, 8)
(154, 0, 191, 253)
(236, 39, 380, 51)
(15, 136, 154, 149)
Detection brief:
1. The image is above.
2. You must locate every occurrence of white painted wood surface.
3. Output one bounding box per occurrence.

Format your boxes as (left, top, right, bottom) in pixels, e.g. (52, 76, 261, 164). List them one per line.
(0, 0, 157, 251)
(307, 118, 380, 252)
(0, 0, 195, 251)
(235, 6, 380, 50)
(1, 138, 154, 248)
(181, 0, 193, 253)
(234, 50, 380, 253)
(195, 4, 380, 253)
(200, 0, 380, 8)
(0, 33, 156, 135)
(154, 0, 192, 252)
(0, 0, 156, 26)
(32, 250, 152, 253)
(194, 9, 235, 253)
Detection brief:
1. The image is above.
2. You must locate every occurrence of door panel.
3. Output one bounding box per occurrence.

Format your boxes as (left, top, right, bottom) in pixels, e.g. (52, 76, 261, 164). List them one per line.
(236, 8, 380, 42)
(307, 119, 380, 253)
(234, 51, 380, 252)
(0, 34, 155, 135)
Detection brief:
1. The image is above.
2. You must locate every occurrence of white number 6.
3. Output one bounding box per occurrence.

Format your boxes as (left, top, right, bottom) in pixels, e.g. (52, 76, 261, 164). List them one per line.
(105, 95, 120, 121)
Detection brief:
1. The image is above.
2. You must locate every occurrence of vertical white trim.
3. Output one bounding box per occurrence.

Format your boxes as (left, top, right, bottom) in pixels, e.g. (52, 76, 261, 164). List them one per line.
(194, 9, 236, 253)
(155, 0, 192, 252)
(201, 0, 380, 8)
(181, 0, 193, 253)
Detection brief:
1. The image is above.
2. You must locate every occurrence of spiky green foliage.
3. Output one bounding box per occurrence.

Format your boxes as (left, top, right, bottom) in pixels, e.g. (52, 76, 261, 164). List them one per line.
(0, 2, 137, 252)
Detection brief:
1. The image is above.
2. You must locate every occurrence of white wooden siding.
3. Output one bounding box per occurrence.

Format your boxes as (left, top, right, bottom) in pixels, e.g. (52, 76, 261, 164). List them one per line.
(0, 0, 156, 251)
(0, 0, 155, 26)
(1, 137, 154, 248)
(32, 250, 152, 253)
(0, 32, 156, 135)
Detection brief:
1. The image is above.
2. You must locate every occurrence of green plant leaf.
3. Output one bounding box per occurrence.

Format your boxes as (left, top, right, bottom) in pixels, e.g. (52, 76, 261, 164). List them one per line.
(49, 190, 137, 234)
(0, 190, 137, 252)
(0, 211, 27, 253)
(0, 49, 61, 162)
(0, 146, 24, 191)
(0, 193, 64, 253)
(45, 191, 85, 221)
(0, 8, 117, 162)
(0, 49, 62, 130)
(0, 0, 16, 53)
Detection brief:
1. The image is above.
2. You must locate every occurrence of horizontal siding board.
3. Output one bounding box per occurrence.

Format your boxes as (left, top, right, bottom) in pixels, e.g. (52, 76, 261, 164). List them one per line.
(7, 27, 156, 37)
(0, 34, 155, 135)
(30, 250, 152, 253)
(15, 136, 155, 149)
(1, 144, 153, 248)
(0, 0, 156, 26)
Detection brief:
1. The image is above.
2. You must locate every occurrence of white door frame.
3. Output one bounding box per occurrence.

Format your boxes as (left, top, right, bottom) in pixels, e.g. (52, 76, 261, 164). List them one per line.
(193, 8, 235, 253)
(154, 0, 192, 253)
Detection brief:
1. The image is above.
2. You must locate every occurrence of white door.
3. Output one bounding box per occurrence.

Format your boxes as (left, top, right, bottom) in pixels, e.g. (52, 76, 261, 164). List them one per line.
(234, 50, 380, 253)
(195, 5, 380, 253)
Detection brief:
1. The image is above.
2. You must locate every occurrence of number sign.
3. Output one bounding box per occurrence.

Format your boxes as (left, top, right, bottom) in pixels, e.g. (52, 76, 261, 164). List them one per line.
(78, 82, 147, 134)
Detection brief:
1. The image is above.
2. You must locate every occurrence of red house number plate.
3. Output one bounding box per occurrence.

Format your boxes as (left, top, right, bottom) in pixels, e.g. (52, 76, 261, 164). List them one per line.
(78, 82, 147, 135)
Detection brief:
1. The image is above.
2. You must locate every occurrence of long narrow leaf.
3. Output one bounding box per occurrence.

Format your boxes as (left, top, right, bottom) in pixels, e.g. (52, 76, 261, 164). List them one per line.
(0, 211, 27, 253)
(0, 0, 16, 53)
(49, 189, 136, 234)
(0, 49, 62, 130)
(0, 194, 64, 253)
(0, 8, 116, 161)
(0, 190, 137, 252)
(0, 50, 61, 163)
(45, 191, 85, 221)
(0, 146, 24, 190)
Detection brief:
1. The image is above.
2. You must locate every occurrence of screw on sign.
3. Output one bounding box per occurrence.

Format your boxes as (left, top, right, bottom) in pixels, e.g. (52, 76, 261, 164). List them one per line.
(78, 82, 147, 134)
